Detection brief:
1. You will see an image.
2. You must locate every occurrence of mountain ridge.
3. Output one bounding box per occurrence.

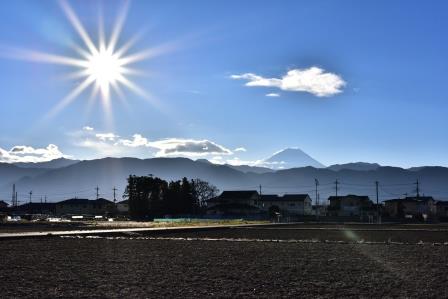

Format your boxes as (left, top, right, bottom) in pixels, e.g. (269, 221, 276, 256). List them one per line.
(1, 157, 448, 202)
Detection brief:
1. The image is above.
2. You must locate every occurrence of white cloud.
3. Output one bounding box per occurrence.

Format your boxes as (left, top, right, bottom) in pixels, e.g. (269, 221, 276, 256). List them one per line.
(117, 134, 149, 148)
(0, 144, 68, 163)
(83, 126, 94, 131)
(231, 67, 346, 97)
(95, 133, 119, 142)
(73, 128, 233, 158)
(266, 93, 280, 97)
(234, 147, 247, 152)
(149, 139, 232, 157)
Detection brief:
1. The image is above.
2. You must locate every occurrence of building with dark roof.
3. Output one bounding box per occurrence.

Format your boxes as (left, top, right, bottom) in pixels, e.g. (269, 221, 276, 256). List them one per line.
(384, 196, 436, 218)
(260, 194, 312, 215)
(207, 190, 260, 215)
(16, 202, 56, 215)
(207, 191, 312, 216)
(55, 198, 116, 216)
(436, 201, 448, 219)
(116, 200, 129, 214)
(0, 200, 8, 211)
(327, 195, 373, 217)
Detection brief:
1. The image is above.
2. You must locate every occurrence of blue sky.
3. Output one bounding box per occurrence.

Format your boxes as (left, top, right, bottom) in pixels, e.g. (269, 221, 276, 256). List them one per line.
(0, 0, 447, 167)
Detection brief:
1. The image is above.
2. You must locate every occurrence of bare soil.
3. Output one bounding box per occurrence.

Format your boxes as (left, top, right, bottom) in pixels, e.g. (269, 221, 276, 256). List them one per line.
(1, 225, 448, 298)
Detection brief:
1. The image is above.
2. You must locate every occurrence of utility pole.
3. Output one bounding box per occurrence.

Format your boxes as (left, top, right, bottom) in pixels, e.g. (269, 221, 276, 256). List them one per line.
(259, 184, 262, 196)
(415, 179, 420, 198)
(375, 181, 380, 224)
(335, 179, 339, 197)
(45, 195, 47, 204)
(113, 187, 117, 203)
(315, 179, 319, 218)
(29, 191, 32, 203)
(15, 191, 18, 207)
(11, 184, 16, 207)
(95, 186, 99, 200)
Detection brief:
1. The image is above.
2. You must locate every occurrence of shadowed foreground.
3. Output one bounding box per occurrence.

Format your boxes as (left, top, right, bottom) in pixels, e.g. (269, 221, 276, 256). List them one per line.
(1, 236, 448, 298)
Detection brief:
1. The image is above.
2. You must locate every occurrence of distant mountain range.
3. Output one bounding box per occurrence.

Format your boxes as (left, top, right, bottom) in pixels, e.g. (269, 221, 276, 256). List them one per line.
(327, 162, 381, 172)
(1, 155, 448, 203)
(13, 158, 80, 169)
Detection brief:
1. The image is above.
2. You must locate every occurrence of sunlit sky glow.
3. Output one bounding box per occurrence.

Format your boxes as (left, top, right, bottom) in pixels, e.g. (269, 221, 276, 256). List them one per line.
(0, 0, 447, 167)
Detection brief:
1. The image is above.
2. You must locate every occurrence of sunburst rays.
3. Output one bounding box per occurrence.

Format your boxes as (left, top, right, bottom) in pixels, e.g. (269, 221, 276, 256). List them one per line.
(3, 0, 172, 125)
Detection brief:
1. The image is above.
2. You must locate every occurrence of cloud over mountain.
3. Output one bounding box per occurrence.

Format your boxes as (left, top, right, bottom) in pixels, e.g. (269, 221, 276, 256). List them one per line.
(0, 144, 68, 163)
(73, 128, 233, 158)
(231, 67, 345, 97)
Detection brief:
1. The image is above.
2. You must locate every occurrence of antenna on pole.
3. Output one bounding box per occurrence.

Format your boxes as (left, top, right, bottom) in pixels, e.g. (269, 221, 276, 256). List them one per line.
(29, 191, 32, 203)
(95, 186, 99, 200)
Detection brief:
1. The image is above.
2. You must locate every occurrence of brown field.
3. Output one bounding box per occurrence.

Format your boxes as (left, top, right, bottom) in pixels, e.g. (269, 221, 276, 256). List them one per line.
(1, 224, 448, 298)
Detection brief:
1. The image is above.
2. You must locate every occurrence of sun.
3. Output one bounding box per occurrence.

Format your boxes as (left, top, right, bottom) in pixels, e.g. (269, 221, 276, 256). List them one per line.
(87, 49, 123, 98)
(5, 0, 175, 123)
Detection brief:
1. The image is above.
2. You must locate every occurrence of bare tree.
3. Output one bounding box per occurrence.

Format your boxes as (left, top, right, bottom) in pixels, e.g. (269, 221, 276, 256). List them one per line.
(191, 178, 219, 209)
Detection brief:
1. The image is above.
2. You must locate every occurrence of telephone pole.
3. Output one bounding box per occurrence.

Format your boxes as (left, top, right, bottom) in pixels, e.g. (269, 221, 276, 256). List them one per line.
(95, 186, 99, 200)
(315, 179, 320, 219)
(375, 181, 379, 224)
(113, 187, 117, 203)
(11, 184, 16, 207)
(29, 191, 32, 203)
(415, 179, 420, 198)
(334, 179, 339, 197)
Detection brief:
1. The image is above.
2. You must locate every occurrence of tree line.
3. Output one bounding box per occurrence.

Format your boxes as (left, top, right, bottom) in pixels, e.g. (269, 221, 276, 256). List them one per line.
(123, 175, 219, 219)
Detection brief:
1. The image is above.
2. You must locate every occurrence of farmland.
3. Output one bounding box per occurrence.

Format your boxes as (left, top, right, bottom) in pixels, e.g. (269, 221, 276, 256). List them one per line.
(1, 224, 448, 298)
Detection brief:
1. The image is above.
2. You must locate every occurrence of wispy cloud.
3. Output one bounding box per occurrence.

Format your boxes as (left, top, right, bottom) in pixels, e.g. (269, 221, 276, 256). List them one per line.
(0, 144, 68, 163)
(234, 147, 247, 152)
(266, 93, 280, 97)
(231, 67, 346, 97)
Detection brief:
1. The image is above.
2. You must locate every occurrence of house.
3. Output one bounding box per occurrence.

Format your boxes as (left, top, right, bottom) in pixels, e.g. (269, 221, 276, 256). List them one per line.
(384, 196, 436, 218)
(116, 199, 129, 214)
(207, 190, 260, 215)
(327, 195, 374, 217)
(0, 200, 8, 211)
(55, 198, 116, 216)
(260, 194, 312, 215)
(435, 201, 448, 219)
(207, 191, 313, 216)
(16, 202, 56, 215)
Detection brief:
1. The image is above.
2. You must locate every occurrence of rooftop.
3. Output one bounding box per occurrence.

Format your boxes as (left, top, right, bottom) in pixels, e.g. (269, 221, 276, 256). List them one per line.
(384, 196, 434, 203)
(219, 191, 259, 199)
(261, 194, 310, 201)
(57, 198, 114, 205)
